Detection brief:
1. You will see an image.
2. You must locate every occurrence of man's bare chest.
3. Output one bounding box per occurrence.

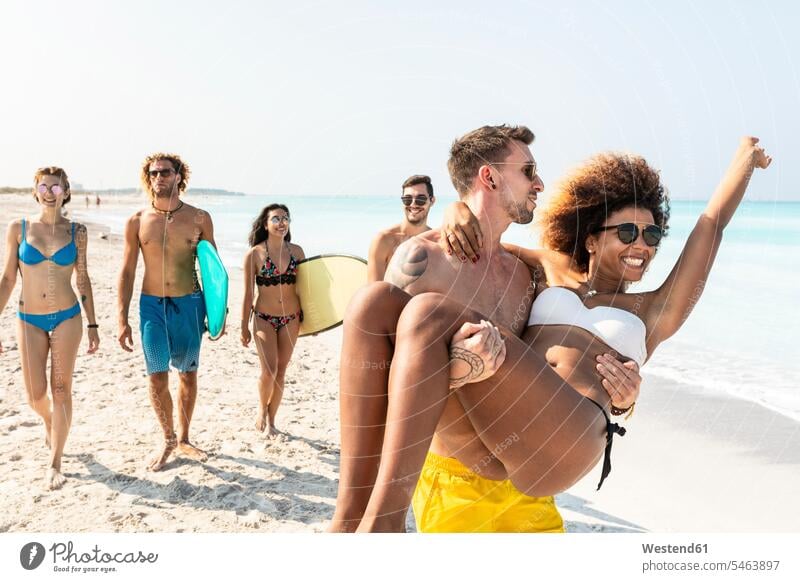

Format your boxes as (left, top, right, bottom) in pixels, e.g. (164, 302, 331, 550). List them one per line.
(139, 217, 201, 251)
(436, 264, 532, 331)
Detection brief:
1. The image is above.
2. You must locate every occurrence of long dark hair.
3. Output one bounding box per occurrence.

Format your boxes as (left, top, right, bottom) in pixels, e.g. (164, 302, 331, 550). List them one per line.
(248, 203, 291, 247)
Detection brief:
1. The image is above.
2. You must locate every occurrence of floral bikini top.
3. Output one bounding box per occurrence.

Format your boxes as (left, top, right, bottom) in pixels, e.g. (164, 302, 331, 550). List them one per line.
(256, 243, 298, 286)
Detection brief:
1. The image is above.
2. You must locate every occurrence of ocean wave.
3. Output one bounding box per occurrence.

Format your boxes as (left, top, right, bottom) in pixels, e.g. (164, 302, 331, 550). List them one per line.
(645, 340, 800, 422)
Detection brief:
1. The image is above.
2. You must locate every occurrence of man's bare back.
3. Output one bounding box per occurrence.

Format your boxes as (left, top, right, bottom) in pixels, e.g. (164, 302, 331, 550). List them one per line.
(384, 230, 535, 477)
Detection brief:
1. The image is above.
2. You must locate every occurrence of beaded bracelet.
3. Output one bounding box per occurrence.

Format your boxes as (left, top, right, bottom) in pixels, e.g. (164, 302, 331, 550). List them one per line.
(610, 401, 635, 419)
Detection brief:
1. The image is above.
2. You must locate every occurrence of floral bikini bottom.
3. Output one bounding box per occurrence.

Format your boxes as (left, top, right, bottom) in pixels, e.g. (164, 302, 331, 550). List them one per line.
(255, 309, 304, 332)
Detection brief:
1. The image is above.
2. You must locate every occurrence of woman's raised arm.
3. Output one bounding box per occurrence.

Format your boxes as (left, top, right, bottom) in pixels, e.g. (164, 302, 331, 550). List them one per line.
(646, 137, 771, 349)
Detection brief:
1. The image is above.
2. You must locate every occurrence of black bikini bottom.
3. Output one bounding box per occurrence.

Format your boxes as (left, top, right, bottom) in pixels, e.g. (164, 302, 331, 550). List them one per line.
(587, 398, 627, 490)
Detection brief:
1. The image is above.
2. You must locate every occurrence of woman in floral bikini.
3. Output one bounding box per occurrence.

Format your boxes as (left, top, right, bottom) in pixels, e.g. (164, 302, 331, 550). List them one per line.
(241, 204, 305, 438)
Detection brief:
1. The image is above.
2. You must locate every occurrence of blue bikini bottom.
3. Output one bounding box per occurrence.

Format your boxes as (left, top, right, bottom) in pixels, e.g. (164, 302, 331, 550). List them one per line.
(18, 303, 81, 333)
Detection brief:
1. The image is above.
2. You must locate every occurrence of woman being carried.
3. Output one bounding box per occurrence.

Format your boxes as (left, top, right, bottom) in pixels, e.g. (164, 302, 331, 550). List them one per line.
(241, 204, 305, 439)
(0, 167, 100, 489)
(347, 137, 771, 531)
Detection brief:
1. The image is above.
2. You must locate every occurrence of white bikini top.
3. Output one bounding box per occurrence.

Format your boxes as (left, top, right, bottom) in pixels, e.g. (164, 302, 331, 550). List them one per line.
(527, 286, 647, 366)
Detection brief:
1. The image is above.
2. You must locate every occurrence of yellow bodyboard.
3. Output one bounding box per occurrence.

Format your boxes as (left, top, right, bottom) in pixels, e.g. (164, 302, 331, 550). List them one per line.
(296, 254, 368, 336)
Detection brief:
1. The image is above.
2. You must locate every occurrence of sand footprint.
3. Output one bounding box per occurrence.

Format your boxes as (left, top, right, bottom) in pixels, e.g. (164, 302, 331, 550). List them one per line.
(236, 509, 265, 528)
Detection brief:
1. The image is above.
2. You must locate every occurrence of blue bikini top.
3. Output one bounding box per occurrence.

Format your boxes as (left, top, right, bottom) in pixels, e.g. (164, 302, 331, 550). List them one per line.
(18, 219, 77, 266)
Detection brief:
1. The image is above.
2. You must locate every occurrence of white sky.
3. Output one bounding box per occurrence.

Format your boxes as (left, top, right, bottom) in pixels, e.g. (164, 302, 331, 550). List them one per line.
(1, 0, 797, 200)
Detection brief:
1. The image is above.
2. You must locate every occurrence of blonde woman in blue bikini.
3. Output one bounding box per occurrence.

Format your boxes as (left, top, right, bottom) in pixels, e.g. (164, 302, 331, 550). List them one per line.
(0, 167, 100, 490)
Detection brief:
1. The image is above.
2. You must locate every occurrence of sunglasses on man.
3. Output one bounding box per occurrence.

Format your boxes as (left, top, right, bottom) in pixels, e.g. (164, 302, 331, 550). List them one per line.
(489, 161, 538, 182)
(401, 194, 431, 207)
(594, 223, 664, 247)
(148, 168, 176, 179)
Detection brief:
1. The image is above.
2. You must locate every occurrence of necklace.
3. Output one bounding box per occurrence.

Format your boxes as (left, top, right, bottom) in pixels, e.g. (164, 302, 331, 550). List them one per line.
(581, 280, 598, 302)
(152, 200, 184, 223)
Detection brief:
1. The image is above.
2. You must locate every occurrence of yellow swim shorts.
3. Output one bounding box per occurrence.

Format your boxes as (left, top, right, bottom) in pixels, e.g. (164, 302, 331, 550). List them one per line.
(412, 451, 565, 533)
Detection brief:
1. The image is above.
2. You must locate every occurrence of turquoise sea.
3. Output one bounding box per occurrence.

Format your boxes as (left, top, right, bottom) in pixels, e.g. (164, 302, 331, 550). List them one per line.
(73, 196, 800, 421)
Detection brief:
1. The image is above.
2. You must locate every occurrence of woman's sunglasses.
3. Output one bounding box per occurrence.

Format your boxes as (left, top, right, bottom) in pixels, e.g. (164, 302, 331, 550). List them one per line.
(595, 223, 663, 247)
(401, 194, 430, 207)
(37, 183, 64, 196)
(269, 216, 291, 224)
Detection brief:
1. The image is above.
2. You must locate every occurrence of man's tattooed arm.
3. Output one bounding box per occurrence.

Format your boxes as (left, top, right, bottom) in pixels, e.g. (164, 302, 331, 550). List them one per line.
(384, 239, 429, 290)
(448, 347, 484, 390)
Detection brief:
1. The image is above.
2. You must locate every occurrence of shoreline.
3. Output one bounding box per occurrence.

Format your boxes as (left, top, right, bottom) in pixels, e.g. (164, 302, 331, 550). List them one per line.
(1, 197, 798, 533)
(7, 192, 800, 423)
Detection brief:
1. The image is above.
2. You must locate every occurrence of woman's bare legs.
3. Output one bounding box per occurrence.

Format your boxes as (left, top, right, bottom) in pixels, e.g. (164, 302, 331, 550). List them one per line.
(328, 282, 412, 532)
(17, 314, 82, 490)
(46, 314, 81, 489)
(252, 314, 300, 437)
(355, 292, 453, 532)
(18, 321, 52, 449)
(269, 316, 301, 436)
(358, 293, 606, 531)
(253, 316, 279, 434)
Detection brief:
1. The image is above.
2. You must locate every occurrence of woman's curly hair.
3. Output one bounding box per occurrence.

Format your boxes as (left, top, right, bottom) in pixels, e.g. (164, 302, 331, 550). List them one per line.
(540, 153, 670, 273)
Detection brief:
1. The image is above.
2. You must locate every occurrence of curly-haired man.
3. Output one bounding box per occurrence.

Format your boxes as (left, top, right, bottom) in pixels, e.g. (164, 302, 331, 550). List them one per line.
(117, 153, 218, 471)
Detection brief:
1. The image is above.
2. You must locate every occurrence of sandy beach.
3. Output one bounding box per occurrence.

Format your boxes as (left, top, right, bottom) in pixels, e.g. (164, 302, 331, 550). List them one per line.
(1, 193, 799, 533)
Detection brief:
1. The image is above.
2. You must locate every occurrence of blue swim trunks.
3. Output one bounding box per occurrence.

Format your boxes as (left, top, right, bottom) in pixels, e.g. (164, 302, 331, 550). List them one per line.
(139, 293, 206, 375)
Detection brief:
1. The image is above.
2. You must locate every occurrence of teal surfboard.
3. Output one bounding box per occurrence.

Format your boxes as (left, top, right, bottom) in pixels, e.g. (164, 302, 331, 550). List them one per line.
(196, 240, 228, 340)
